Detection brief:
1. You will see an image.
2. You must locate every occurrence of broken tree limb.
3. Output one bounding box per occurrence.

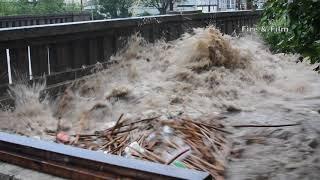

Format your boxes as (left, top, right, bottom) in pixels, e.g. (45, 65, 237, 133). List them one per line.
(110, 113, 124, 134)
(182, 118, 232, 134)
(166, 148, 190, 165)
(121, 116, 161, 127)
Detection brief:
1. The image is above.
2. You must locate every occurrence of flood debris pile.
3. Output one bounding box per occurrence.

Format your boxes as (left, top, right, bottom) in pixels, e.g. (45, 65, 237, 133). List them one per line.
(52, 114, 230, 179)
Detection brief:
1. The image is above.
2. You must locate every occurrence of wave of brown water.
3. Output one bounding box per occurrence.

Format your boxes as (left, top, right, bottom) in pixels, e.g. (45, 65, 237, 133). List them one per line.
(1, 27, 319, 179)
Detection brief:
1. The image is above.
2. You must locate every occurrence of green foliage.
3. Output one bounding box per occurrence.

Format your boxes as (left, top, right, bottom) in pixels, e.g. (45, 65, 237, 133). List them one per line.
(247, 0, 259, 9)
(34, 0, 64, 14)
(259, 0, 320, 66)
(0, 0, 81, 16)
(99, 0, 135, 18)
(0, 1, 18, 16)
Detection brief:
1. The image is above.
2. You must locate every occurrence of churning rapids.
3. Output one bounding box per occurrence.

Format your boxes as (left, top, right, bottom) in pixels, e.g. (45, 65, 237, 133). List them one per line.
(1, 27, 320, 179)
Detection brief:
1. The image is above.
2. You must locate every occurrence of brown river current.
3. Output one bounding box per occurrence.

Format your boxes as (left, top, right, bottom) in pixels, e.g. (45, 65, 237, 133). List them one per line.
(1, 27, 320, 179)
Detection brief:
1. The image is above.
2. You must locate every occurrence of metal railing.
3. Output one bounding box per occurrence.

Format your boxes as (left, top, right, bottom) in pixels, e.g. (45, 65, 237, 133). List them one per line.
(0, 13, 90, 28)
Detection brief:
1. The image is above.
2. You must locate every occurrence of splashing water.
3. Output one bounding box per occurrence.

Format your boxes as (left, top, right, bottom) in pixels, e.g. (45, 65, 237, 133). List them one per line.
(1, 27, 319, 179)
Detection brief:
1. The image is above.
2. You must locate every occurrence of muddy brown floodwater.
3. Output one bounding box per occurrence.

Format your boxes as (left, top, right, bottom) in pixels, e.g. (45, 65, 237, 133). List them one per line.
(1, 27, 319, 180)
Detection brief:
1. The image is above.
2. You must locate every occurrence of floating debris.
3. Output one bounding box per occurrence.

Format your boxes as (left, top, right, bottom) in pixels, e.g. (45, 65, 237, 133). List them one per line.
(49, 114, 231, 179)
(56, 131, 70, 143)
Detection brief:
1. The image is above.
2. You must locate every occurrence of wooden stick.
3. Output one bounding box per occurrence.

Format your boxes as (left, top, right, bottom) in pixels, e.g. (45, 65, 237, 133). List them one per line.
(128, 146, 159, 163)
(164, 139, 179, 149)
(99, 136, 123, 150)
(55, 118, 62, 142)
(233, 123, 300, 128)
(110, 135, 129, 154)
(121, 116, 161, 127)
(182, 118, 232, 134)
(184, 157, 209, 172)
(112, 126, 138, 134)
(69, 134, 99, 137)
(166, 148, 190, 165)
(199, 125, 224, 147)
(110, 113, 124, 134)
(144, 149, 166, 164)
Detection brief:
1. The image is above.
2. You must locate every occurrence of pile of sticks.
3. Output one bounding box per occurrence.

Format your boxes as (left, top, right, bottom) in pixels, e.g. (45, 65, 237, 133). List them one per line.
(58, 114, 230, 179)
(161, 118, 230, 178)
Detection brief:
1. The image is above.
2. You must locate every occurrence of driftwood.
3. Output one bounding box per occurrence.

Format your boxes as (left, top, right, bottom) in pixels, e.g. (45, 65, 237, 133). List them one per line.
(165, 148, 190, 165)
(48, 114, 229, 179)
(233, 123, 300, 128)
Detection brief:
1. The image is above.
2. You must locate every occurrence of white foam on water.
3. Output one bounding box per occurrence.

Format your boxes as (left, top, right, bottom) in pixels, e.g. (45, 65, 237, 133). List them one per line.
(1, 27, 320, 179)
(1, 27, 319, 136)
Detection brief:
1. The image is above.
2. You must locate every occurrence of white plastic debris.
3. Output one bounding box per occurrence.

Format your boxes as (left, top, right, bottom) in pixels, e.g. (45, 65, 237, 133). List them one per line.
(124, 141, 145, 157)
(163, 125, 173, 134)
(33, 136, 41, 140)
(103, 151, 109, 155)
(146, 132, 156, 142)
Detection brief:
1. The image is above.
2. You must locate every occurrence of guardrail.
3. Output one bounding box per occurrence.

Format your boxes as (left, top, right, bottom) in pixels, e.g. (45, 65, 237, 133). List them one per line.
(0, 10, 262, 105)
(0, 13, 90, 28)
(0, 132, 211, 180)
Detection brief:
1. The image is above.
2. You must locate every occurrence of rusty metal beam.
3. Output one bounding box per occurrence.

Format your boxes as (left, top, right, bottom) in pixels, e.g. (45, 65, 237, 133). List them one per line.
(0, 132, 212, 180)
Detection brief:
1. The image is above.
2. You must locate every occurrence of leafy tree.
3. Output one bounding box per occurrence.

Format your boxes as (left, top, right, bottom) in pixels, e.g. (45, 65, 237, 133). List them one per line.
(0, 0, 81, 16)
(15, 0, 34, 15)
(141, 0, 177, 14)
(259, 0, 320, 70)
(246, 0, 258, 10)
(0, 0, 18, 15)
(99, 0, 135, 18)
(34, 0, 65, 14)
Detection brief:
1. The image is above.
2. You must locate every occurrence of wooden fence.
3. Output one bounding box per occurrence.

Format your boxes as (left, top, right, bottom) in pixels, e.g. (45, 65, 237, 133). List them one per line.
(0, 13, 90, 28)
(0, 10, 261, 105)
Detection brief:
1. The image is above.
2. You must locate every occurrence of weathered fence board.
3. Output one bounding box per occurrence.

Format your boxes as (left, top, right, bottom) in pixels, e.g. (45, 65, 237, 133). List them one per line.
(72, 39, 90, 68)
(30, 45, 48, 76)
(0, 10, 262, 105)
(9, 47, 29, 81)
